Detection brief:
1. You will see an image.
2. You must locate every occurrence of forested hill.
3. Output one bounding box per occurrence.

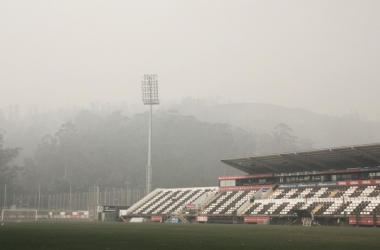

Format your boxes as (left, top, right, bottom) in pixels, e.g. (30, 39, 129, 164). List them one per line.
(3, 100, 378, 160)
(1, 108, 312, 194)
(5, 99, 378, 194)
(165, 100, 380, 148)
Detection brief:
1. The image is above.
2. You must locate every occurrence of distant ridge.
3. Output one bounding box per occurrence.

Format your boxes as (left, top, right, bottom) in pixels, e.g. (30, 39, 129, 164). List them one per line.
(165, 101, 380, 148)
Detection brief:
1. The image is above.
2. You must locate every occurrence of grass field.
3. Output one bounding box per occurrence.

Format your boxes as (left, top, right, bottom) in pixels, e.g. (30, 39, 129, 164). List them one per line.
(1, 221, 379, 250)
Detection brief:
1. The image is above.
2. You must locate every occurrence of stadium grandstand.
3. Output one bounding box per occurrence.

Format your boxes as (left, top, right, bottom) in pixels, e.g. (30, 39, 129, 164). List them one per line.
(121, 143, 380, 226)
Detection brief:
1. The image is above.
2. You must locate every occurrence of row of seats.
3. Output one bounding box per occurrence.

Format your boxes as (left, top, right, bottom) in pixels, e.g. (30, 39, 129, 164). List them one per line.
(200, 190, 257, 215)
(130, 185, 380, 216)
(225, 191, 257, 214)
(131, 188, 217, 215)
(271, 186, 380, 200)
(244, 198, 380, 216)
(271, 187, 332, 199)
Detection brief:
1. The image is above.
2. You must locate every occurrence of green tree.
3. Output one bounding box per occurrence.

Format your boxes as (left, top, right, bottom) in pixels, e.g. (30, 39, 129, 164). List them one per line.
(257, 123, 313, 154)
(23, 110, 258, 191)
(0, 131, 22, 193)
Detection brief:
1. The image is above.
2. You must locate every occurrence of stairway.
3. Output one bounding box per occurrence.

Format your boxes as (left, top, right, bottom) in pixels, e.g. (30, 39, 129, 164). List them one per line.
(197, 192, 222, 214)
(265, 189, 277, 199)
(311, 204, 324, 215)
(286, 219, 298, 225)
(175, 212, 189, 223)
(239, 201, 255, 216)
(328, 190, 339, 198)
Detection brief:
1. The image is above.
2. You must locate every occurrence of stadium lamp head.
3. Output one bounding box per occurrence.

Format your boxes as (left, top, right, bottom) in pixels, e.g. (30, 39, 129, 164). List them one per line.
(142, 74, 159, 105)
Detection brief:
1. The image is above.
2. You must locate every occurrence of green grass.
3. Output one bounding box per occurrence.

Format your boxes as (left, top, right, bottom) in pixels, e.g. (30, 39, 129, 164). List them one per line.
(1, 221, 379, 250)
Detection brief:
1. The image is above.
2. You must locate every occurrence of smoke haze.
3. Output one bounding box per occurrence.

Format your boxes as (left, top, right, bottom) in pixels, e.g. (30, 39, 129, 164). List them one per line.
(1, 0, 380, 119)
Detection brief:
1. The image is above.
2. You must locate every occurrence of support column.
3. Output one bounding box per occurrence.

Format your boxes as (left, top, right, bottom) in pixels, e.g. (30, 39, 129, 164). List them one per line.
(146, 104, 152, 195)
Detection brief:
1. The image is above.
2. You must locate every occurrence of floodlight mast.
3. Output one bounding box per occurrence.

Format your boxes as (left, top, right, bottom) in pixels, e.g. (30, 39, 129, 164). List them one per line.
(141, 74, 159, 195)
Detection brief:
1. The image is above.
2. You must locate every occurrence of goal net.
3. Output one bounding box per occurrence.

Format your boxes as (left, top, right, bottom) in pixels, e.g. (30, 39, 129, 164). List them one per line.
(1, 209, 38, 222)
(302, 218, 312, 226)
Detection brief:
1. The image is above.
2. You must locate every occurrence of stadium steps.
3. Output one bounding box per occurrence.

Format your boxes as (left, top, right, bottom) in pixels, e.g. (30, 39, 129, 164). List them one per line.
(311, 204, 324, 215)
(285, 218, 298, 225)
(238, 201, 254, 216)
(264, 189, 277, 199)
(328, 190, 339, 198)
(124, 189, 161, 215)
(163, 214, 170, 222)
(175, 212, 189, 223)
(198, 192, 223, 214)
(240, 201, 258, 215)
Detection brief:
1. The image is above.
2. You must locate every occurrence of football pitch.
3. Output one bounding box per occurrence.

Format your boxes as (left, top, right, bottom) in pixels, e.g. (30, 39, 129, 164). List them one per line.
(1, 221, 379, 250)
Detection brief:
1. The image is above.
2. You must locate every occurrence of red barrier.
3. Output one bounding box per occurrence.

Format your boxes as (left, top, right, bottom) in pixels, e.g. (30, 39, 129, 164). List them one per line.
(151, 216, 162, 222)
(196, 216, 208, 222)
(186, 204, 195, 209)
(338, 180, 380, 186)
(219, 173, 273, 180)
(349, 217, 380, 225)
(244, 216, 270, 224)
(219, 185, 273, 191)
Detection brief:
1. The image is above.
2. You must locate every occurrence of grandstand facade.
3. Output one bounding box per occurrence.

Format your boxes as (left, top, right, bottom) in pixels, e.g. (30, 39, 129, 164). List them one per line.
(122, 143, 380, 226)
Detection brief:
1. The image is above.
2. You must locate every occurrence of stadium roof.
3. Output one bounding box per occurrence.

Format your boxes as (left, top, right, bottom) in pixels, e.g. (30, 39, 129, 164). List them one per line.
(220, 143, 380, 174)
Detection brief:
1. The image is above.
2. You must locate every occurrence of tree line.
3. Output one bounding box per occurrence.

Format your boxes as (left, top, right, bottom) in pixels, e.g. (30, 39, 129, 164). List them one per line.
(1, 109, 312, 195)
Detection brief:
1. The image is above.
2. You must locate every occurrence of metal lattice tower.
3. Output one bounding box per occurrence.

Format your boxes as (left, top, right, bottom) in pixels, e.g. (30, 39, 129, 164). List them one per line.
(141, 74, 159, 195)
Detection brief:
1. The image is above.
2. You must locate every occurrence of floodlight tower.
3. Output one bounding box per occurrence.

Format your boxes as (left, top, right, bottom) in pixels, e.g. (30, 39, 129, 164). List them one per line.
(141, 74, 159, 195)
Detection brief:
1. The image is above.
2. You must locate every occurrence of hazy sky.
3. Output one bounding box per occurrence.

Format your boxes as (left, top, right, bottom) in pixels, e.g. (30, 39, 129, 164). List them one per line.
(1, 1, 379, 118)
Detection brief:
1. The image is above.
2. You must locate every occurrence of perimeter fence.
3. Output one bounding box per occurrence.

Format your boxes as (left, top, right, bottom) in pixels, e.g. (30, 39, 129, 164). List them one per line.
(1, 186, 146, 212)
